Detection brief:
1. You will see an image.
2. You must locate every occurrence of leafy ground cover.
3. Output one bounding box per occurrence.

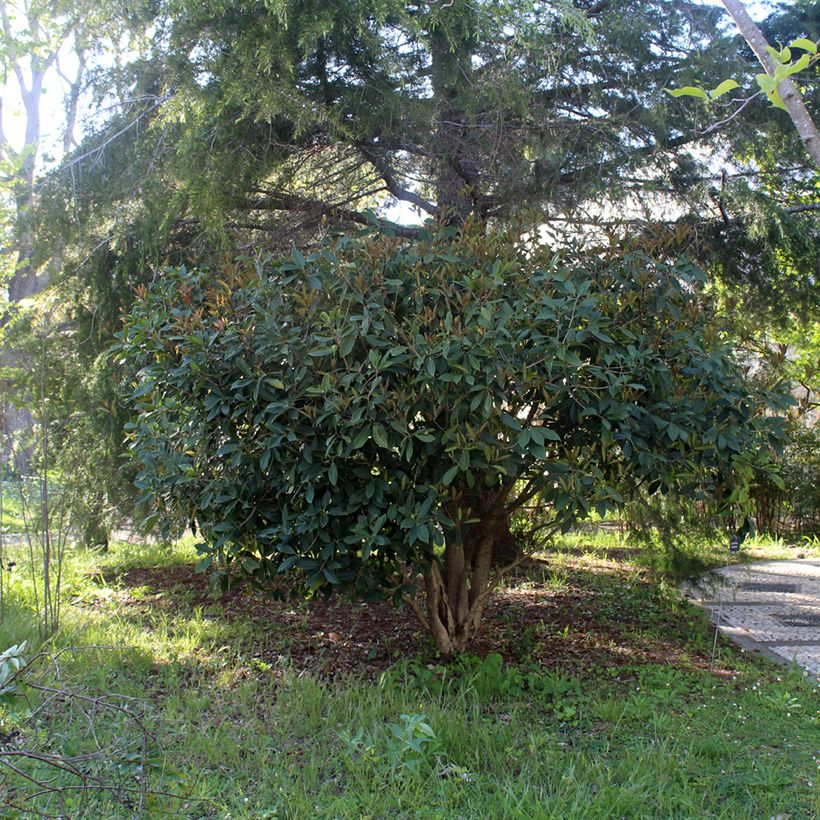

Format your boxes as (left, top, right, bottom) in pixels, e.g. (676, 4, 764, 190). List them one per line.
(0, 534, 817, 818)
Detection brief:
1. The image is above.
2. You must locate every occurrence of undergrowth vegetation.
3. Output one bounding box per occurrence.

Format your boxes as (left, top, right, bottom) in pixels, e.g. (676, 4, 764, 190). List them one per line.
(0, 478, 28, 534)
(0, 534, 817, 817)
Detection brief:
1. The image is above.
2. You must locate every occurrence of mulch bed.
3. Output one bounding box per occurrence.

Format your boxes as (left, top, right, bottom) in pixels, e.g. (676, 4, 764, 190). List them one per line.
(94, 557, 734, 681)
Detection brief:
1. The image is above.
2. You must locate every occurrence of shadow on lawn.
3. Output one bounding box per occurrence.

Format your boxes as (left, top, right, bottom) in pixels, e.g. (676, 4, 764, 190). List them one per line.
(97, 556, 736, 681)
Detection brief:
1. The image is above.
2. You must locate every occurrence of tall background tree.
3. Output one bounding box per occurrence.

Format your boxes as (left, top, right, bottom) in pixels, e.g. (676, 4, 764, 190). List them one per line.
(5, 0, 818, 542)
(0, 0, 147, 468)
(0, 0, 151, 547)
(29, 0, 816, 317)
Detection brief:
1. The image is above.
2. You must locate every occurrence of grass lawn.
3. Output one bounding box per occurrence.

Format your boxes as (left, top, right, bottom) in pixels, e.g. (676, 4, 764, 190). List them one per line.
(0, 479, 30, 534)
(0, 533, 818, 818)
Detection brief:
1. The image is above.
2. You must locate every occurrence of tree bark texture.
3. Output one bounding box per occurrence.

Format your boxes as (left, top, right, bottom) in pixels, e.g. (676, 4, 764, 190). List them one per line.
(423, 489, 515, 655)
(429, 11, 478, 224)
(719, 0, 820, 168)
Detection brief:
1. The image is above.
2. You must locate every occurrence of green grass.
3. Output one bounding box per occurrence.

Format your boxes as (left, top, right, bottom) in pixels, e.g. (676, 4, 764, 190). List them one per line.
(0, 479, 29, 533)
(0, 535, 817, 818)
(551, 524, 820, 576)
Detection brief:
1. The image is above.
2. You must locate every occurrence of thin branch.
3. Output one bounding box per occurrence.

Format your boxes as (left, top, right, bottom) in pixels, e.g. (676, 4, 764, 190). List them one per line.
(402, 591, 431, 631)
(246, 191, 422, 238)
(786, 202, 820, 214)
(701, 91, 763, 135)
(50, 96, 170, 177)
(357, 143, 439, 215)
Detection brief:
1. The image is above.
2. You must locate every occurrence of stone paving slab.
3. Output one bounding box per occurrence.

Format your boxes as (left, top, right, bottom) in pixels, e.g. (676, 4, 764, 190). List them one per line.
(771, 646, 820, 673)
(683, 559, 820, 679)
(706, 605, 820, 643)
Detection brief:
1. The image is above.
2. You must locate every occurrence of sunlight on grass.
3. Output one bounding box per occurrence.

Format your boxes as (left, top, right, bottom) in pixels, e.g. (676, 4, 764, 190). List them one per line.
(0, 533, 818, 817)
(0, 478, 30, 533)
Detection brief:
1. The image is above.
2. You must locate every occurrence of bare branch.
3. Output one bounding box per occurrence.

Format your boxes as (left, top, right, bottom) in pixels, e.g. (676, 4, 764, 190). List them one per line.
(56, 49, 86, 154)
(50, 95, 169, 175)
(402, 591, 431, 632)
(786, 202, 820, 214)
(701, 91, 763, 135)
(357, 143, 439, 215)
(246, 190, 423, 238)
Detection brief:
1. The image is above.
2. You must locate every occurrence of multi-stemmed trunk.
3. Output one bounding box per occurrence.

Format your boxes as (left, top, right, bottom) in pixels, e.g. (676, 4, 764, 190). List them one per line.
(419, 12, 515, 656)
(421, 490, 518, 656)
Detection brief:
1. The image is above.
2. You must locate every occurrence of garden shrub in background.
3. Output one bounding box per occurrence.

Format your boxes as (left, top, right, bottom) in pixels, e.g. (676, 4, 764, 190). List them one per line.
(752, 422, 820, 537)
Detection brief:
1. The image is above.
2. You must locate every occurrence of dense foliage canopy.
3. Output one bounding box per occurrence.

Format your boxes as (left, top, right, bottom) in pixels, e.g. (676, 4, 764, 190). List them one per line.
(117, 229, 788, 652)
(31, 0, 817, 315)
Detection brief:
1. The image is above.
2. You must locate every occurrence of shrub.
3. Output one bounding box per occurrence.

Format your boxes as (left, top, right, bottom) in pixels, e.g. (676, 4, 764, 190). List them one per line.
(751, 422, 820, 536)
(116, 228, 787, 654)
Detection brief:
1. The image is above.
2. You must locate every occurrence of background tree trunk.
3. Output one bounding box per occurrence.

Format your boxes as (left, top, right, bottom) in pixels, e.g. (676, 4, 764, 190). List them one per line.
(719, 0, 820, 168)
(0, 1, 79, 471)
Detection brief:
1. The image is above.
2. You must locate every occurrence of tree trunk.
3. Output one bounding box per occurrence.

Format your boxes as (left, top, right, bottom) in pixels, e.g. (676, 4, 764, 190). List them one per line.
(0, 48, 47, 472)
(423, 496, 507, 656)
(719, 0, 820, 168)
(463, 493, 520, 566)
(1, 136, 39, 466)
(429, 9, 478, 224)
(82, 516, 110, 552)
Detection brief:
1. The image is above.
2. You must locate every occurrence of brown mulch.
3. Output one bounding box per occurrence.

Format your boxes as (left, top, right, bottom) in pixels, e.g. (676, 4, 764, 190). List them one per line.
(89, 557, 732, 681)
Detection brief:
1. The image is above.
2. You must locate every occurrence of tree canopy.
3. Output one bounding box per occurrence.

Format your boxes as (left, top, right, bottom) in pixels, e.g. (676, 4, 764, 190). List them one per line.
(22, 0, 813, 332)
